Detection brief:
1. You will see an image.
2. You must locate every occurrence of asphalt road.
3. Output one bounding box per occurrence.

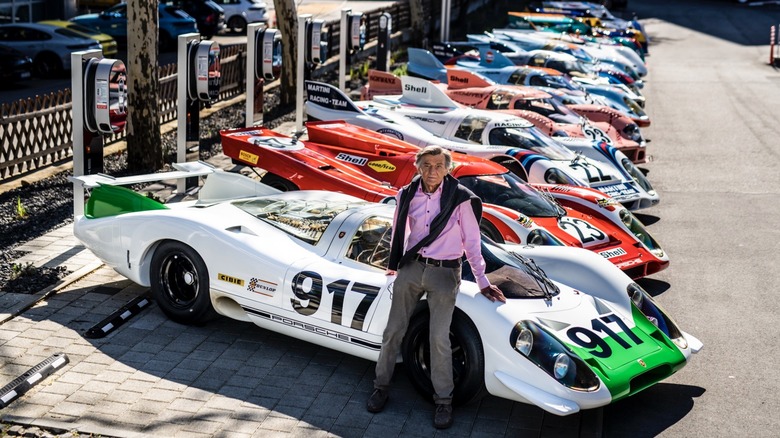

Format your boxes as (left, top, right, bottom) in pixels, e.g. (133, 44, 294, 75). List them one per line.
(600, 0, 780, 436)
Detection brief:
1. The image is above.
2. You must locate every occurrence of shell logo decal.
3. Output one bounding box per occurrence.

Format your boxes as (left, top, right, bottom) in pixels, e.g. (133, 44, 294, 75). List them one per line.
(367, 160, 396, 172)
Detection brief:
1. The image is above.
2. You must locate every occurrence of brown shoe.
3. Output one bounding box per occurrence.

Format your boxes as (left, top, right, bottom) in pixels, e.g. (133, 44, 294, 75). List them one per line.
(434, 403, 453, 429)
(366, 388, 388, 413)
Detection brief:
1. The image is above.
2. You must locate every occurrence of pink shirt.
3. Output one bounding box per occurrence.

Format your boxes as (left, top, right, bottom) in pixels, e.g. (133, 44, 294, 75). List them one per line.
(394, 183, 491, 290)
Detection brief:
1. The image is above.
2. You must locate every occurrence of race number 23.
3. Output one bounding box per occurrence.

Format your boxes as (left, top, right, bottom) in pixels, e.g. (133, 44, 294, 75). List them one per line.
(566, 314, 644, 358)
(290, 271, 380, 331)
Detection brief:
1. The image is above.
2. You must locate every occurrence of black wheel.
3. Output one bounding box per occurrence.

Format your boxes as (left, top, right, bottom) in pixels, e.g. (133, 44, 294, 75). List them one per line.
(261, 172, 298, 191)
(151, 241, 216, 325)
(401, 309, 486, 406)
(33, 52, 62, 79)
(480, 220, 504, 244)
(228, 16, 247, 34)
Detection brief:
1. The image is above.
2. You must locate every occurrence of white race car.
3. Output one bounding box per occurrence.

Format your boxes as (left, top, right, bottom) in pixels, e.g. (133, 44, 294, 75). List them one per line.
(71, 163, 701, 415)
(305, 78, 659, 210)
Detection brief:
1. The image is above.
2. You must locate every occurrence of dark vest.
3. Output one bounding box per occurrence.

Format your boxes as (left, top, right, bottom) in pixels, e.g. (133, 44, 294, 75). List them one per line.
(388, 174, 482, 270)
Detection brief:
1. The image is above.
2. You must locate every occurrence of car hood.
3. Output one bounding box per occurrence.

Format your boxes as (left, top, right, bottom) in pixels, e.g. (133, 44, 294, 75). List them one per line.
(523, 291, 687, 400)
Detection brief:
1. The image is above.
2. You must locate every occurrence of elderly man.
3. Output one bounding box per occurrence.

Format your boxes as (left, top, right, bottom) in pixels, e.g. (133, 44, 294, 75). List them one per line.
(366, 145, 505, 429)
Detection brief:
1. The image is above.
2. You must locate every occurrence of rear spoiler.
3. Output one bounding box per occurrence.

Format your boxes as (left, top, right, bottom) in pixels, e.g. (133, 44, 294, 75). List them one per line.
(70, 161, 217, 189)
(71, 161, 281, 216)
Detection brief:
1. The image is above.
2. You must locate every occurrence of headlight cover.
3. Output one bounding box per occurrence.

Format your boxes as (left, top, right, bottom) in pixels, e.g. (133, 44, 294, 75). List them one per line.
(620, 157, 655, 195)
(544, 168, 580, 186)
(627, 283, 687, 349)
(618, 209, 663, 255)
(510, 321, 600, 391)
(526, 229, 565, 246)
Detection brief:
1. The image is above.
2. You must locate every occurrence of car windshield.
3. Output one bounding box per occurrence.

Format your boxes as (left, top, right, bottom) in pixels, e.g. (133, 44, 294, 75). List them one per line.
(513, 97, 581, 124)
(348, 216, 561, 299)
(458, 173, 562, 217)
(233, 197, 360, 245)
(487, 126, 576, 160)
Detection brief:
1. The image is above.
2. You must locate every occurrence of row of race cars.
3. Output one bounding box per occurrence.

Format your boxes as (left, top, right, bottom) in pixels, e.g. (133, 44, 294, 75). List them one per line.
(72, 2, 702, 418)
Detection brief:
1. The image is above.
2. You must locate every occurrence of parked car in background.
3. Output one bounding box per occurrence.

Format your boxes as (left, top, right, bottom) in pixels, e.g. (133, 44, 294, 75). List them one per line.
(167, 0, 226, 38)
(0, 23, 102, 78)
(211, 0, 269, 33)
(38, 20, 118, 56)
(0, 44, 33, 83)
(71, 2, 198, 51)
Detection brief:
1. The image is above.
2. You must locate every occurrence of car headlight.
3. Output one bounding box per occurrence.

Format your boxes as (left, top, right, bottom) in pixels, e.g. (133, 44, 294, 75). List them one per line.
(618, 209, 663, 254)
(553, 354, 571, 380)
(515, 327, 533, 355)
(526, 229, 565, 246)
(622, 124, 643, 142)
(620, 157, 655, 195)
(626, 284, 687, 349)
(544, 168, 579, 186)
(510, 321, 600, 391)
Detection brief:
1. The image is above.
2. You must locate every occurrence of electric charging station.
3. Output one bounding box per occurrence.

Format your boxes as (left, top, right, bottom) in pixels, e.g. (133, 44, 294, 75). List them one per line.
(339, 9, 365, 92)
(246, 23, 282, 127)
(376, 12, 392, 72)
(296, 14, 328, 133)
(71, 50, 127, 215)
(177, 33, 221, 193)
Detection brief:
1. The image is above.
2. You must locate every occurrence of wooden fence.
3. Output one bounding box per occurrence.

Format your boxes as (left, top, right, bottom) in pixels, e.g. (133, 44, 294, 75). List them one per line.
(0, 1, 423, 182)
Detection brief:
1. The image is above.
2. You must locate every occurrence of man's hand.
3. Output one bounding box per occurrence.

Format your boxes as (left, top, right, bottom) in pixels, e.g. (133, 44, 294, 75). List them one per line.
(480, 285, 506, 303)
(386, 269, 397, 276)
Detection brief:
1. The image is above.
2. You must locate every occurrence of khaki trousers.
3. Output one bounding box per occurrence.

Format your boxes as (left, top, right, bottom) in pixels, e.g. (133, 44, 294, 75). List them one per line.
(373, 259, 461, 404)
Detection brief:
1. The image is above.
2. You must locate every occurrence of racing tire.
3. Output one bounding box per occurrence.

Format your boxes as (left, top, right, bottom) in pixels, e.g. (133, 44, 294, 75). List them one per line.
(33, 52, 62, 79)
(228, 16, 247, 34)
(151, 241, 217, 325)
(480, 220, 504, 244)
(401, 308, 487, 406)
(261, 173, 298, 191)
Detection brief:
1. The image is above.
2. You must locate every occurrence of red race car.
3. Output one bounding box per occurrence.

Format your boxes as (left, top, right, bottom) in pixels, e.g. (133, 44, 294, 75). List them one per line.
(361, 69, 647, 164)
(220, 121, 668, 279)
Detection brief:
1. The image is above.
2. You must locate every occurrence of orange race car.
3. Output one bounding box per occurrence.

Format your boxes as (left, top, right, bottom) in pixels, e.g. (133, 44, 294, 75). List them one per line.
(221, 121, 668, 279)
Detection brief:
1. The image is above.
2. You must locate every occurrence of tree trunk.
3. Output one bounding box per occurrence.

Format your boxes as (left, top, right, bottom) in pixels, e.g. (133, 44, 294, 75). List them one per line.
(273, 0, 298, 111)
(408, 0, 427, 48)
(126, 0, 163, 173)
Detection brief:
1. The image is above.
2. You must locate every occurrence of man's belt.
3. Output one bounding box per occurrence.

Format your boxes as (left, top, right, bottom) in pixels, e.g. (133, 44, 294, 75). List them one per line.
(414, 254, 461, 268)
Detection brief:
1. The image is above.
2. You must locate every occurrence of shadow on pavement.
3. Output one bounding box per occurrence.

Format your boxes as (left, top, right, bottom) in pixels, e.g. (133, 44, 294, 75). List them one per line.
(602, 383, 705, 438)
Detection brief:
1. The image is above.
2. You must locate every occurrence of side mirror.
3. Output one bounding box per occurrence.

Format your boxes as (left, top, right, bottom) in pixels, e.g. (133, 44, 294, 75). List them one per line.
(187, 40, 221, 102)
(83, 58, 127, 135)
(256, 28, 282, 81)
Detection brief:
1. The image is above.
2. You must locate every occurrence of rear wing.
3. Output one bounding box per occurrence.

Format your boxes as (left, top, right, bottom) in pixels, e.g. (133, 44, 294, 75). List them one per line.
(407, 48, 448, 82)
(446, 69, 495, 89)
(476, 45, 516, 68)
(70, 161, 281, 217)
(361, 70, 403, 100)
(305, 80, 364, 114)
(397, 76, 459, 109)
(70, 161, 217, 189)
